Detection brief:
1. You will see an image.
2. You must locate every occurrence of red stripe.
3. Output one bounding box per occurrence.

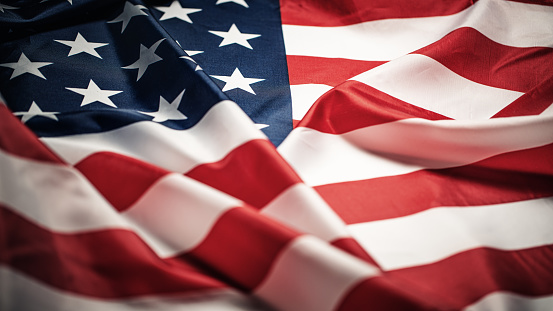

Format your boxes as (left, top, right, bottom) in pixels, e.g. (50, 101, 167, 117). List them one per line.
(72, 150, 375, 294)
(336, 275, 449, 311)
(493, 75, 553, 117)
(0, 204, 226, 298)
(76, 140, 303, 212)
(508, 0, 553, 6)
(331, 237, 380, 267)
(71, 148, 376, 276)
(297, 81, 449, 134)
(286, 56, 384, 87)
(181, 207, 300, 291)
(386, 245, 553, 309)
(71, 148, 375, 274)
(415, 27, 553, 93)
(280, 0, 476, 26)
(0, 103, 63, 164)
(316, 143, 553, 224)
(1, 199, 301, 296)
(186, 139, 302, 208)
(75, 152, 169, 212)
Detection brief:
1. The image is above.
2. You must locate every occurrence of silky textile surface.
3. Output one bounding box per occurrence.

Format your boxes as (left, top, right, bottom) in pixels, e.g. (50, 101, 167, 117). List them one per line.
(1, 0, 553, 310)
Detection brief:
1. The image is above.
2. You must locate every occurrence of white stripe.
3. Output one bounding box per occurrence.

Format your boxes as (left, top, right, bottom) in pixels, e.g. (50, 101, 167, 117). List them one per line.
(350, 54, 523, 120)
(278, 115, 553, 186)
(41, 100, 267, 172)
(290, 84, 333, 121)
(348, 197, 553, 271)
(465, 292, 553, 311)
(282, 0, 553, 61)
(122, 173, 240, 258)
(0, 148, 241, 260)
(280, 126, 421, 186)
(261, 183, 350, 242)
(0, 268, 266, 311)
(541, 103, 553, 116)
(0, 149, 129, 232)
(255, 235, 379, 311)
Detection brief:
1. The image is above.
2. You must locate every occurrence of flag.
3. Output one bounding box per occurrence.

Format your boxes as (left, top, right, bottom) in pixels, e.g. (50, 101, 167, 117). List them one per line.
(1, 0, 553, 310)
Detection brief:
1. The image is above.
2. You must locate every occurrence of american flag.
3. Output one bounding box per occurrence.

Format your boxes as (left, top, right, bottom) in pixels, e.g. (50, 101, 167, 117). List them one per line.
(1, 0, 553, 310)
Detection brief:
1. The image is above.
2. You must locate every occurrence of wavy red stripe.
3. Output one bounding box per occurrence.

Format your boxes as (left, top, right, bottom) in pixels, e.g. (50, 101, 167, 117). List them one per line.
(287, 56, 384, 87)
(71, 144, 378, 267)
(386, 245, 553, 309)
(316, 143, 553, 224)
(415, 27, 553, 93)
(75, 152, 169, 212)
(337, 275, 448, 311)
(493, 75, 553, 117)
(186, 139, 303, 209)
(0, 204, 225, 298)
(181, 207, 300, 291)
(297, 81, 449, 134)
(280, 0, 476, 27)
(331, 237, 380, 267)
(1, 201, 303, 298)
(338, 245, 553, 310)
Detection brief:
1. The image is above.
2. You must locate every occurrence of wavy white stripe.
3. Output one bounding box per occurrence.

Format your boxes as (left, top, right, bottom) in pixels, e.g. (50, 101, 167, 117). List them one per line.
(261, 183, 350, 242)
(348, 197, 553, 271)
(0, 268, 265, 311)
(1, 132, 359, 260)
(0, 148, 242, 259)
(465, 292, 553, 311)
(351, 54, 523, 120)
(254, 235, 379, 311)
(280, 127, 420, 186)
(41, 100, 267, 172)
(541, 103, 553, 116)
(290, 84, 332, 121)
(282, 0, 553, 61)
(278, 115, 553, 186)
(122, 173, 240, 258)
(0, 148, 129, 232)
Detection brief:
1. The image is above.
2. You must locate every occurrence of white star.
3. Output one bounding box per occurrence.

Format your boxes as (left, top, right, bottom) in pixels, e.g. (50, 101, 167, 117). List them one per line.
(180, 57, 202, 71)
(0, 4, 18, 12)
(211, 68, 264, 94)
(209, 24, 260, 49)
(122, 38, 164, 81)
(180, 50, 203, 70)
(256, 124, 269, 129)
(55, 32, 108, 58)
(139, 89, 188, 122)
(154, 1, 201, 23)
(107, 1, 148, 33)
(66, 79, 122, 107)
(216, 0, 249, 8)
(13, 102, 58, 123)
(0, 53, 52, 80)
(184, 50, 203, 57)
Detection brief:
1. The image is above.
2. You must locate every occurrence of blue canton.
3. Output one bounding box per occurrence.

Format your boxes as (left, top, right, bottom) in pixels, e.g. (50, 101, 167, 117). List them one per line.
(0, 0, 293, 146)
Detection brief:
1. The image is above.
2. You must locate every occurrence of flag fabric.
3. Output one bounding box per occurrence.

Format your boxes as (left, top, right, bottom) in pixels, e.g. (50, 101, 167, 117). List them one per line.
(1, 0, 553, 310)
